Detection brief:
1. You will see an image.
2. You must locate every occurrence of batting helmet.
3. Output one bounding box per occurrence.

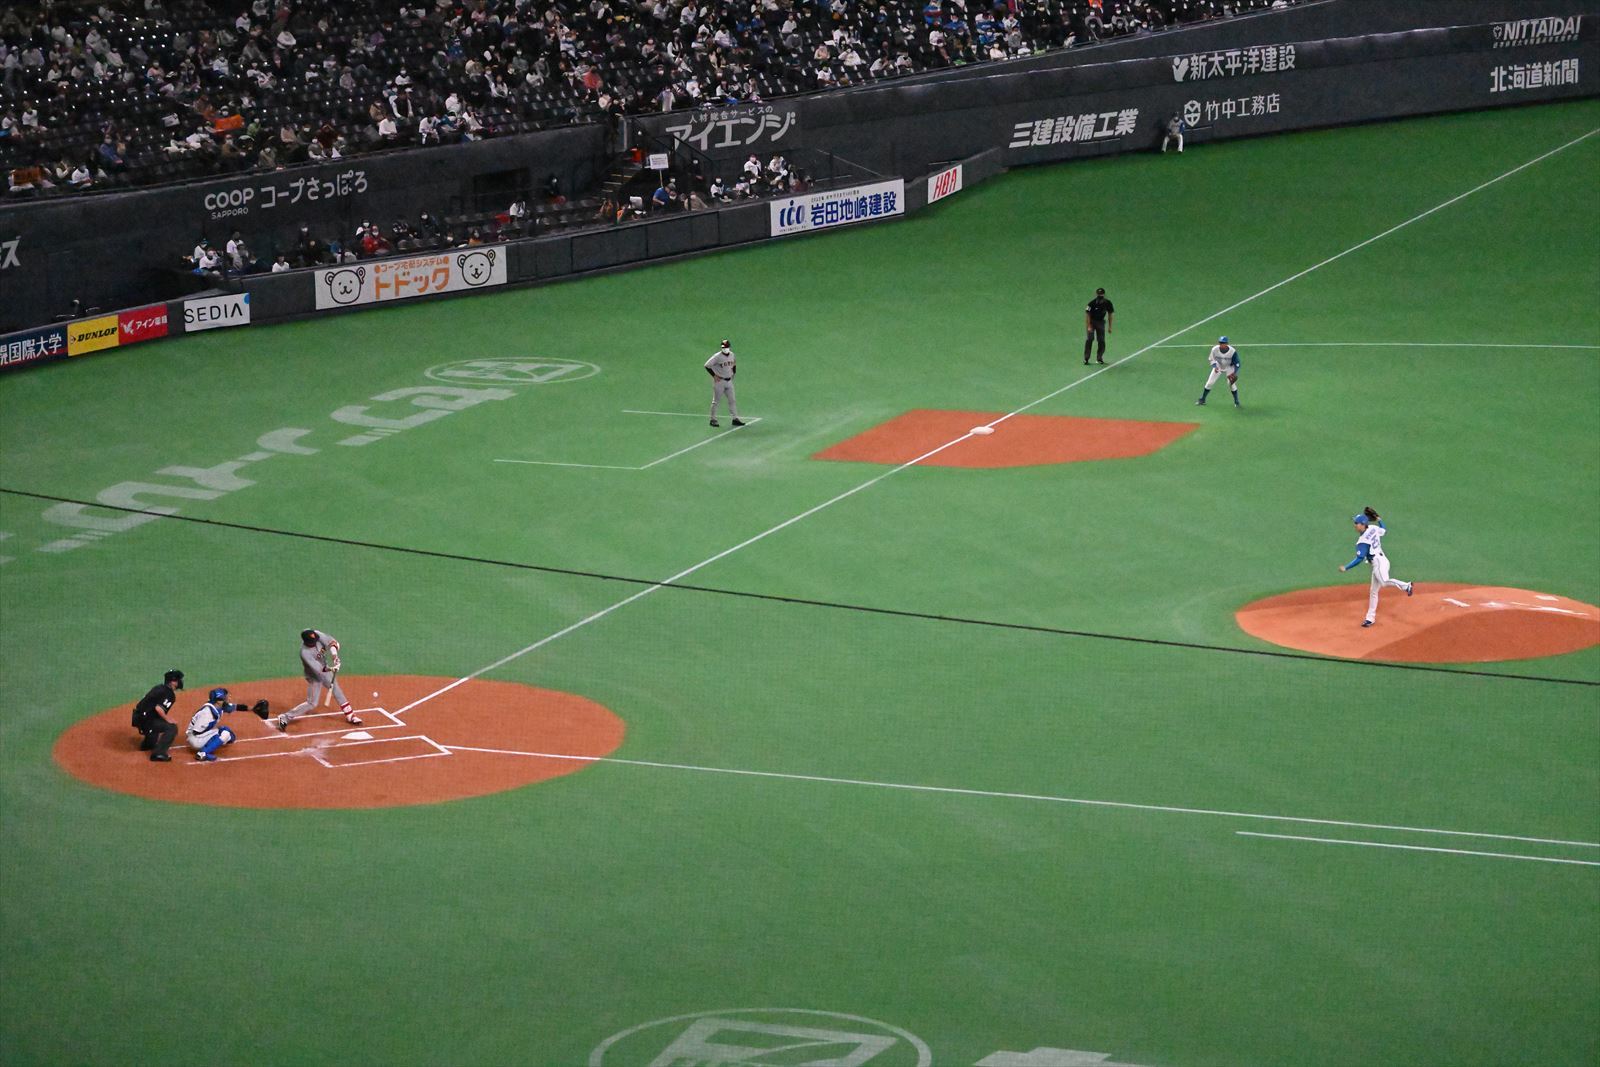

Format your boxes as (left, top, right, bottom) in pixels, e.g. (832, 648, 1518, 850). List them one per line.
(164, 669, 185, 689)
(301, 629, 319, 646)
(208, 687, 229, 704)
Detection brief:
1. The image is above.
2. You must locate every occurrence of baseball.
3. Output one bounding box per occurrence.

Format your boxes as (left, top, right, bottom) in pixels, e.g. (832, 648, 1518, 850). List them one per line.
(372, 691, 380, 698)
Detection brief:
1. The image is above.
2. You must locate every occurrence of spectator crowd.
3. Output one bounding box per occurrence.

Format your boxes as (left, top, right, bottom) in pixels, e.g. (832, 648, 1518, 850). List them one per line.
(5, 0, 1299, 198)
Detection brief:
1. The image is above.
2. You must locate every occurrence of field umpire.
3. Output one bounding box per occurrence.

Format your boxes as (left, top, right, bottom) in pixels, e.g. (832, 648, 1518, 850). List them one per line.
(131, 669, 184, 762)
(1084, 287, 1114, 365)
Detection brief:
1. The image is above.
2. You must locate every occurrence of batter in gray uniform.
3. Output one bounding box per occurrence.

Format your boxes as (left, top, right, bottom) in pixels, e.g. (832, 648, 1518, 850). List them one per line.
(705, 339, 745, 428)
(275, 628, 361, 730)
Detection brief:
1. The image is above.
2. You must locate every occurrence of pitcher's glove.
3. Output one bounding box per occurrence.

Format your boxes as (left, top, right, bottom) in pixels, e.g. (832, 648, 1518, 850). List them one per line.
(251, 699, 271, 720)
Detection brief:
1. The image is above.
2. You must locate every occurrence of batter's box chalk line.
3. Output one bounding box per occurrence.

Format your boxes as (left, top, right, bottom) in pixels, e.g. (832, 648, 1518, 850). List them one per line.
(229, 706, 403, 747)
(308, 733, 452, 769)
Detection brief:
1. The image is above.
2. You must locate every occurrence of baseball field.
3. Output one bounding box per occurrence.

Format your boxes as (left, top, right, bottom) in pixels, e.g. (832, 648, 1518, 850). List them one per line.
(2, 97, 1597, 1066)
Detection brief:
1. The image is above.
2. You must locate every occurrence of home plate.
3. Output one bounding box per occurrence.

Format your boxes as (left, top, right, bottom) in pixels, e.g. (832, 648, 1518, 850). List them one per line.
(342, 731, 374, 741)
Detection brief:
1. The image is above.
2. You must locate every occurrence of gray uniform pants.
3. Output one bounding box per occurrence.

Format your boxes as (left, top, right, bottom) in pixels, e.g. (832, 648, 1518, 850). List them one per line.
(710, 377, 738, 418)
(283, 675, 350, 722)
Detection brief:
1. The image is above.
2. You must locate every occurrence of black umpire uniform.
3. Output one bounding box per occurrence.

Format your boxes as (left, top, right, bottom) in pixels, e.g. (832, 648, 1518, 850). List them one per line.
(131, 669, 183, 762)
(1084, 288, 1115, 364)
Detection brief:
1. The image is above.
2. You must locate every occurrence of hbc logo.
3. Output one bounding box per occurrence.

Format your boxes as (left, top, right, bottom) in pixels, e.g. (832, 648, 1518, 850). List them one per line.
(927, 164, 963, 204)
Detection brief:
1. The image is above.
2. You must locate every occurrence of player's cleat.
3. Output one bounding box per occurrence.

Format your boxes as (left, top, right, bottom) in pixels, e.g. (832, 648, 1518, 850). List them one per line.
(149, 752, 171, 762)
(344, 712, 363, 726)
(195, 751, 217, 762)
(1406, 582, 1415, 596)
(709, 419, 719, 427)
(1361, 620, 1374, 627)
(731, 418, 745, 427)
(1097, 359, 1105, 365)
(273, 716, 288, 732)
(1083, 360, 1090, 366)
(1195, 398, 1206, 405)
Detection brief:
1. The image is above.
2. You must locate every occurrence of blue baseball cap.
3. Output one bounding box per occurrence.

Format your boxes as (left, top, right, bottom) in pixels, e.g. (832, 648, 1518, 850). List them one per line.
(1352, 514, 1369, 525)
(1218, 336, 1229, 343)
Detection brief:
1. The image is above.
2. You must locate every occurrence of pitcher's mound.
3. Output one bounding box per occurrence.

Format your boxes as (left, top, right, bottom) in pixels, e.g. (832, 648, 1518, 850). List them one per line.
(813, 409, 1198, 468)
(1236, 584, 1600, 663)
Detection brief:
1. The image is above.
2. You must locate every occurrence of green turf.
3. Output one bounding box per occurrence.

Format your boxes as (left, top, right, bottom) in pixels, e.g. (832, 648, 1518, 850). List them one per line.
(2, 99, 1598, 1066)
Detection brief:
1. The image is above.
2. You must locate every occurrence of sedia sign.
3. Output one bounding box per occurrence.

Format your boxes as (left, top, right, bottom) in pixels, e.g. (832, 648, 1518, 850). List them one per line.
(182, 292, 251, 332)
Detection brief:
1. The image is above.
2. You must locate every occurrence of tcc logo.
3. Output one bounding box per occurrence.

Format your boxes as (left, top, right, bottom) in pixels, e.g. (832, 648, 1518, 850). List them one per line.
(777, 200, 806, 228)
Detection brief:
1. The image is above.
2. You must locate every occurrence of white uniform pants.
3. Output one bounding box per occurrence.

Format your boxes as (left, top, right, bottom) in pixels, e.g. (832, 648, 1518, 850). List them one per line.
(1204, 367, 1236, 390)
(1163, 131, 1183, 152)
(187, 725, 235, 752)
(710, 377, 738, 418)
(1366, 553, 1409, 622)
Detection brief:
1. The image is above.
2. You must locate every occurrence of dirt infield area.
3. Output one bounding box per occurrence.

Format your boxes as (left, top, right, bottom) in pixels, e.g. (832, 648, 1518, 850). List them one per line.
(813, 409, 1198, 468)
(54, 675, 625, 809)
(1236, 584, 1600, 663)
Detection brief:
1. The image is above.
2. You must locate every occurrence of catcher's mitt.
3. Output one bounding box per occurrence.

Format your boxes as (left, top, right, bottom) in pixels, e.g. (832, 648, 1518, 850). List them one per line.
(251, 699, 271, 720)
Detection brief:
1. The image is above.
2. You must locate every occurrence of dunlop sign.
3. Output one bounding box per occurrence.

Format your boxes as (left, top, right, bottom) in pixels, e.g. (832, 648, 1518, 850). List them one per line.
(67, 315, 120, 356)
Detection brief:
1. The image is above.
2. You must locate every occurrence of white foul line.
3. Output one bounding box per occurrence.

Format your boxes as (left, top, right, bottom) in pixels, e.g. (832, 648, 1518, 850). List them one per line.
(639, 418, 763, 469)
(1236, 831, 1600, 867)
(398, 126, 1599, 720)
(984, 126, 1600, 430)
(623, 409, 763, 418)
(493, 418, 762, 471)
(493, 459, 642, 470)
(1154, 342, 1600, 349)
(442, 745, 1600, 850)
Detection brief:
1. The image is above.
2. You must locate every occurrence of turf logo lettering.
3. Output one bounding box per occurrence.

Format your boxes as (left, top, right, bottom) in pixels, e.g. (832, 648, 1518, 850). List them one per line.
(590, 1009, 932, 1067)
(425, 358, 600, 385)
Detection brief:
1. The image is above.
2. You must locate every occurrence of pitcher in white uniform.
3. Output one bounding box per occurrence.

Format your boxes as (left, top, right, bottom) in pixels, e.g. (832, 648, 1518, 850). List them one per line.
(705, 339, 745, 428)
(1338, 507, 1415, 627)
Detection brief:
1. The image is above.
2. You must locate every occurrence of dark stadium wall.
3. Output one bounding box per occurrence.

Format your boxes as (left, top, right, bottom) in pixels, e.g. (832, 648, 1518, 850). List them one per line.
(892, 0, 1597, 84)
(0, 125, 604, 333)
(1, 0, 1594, 341)
(788, 14, 1600, 178)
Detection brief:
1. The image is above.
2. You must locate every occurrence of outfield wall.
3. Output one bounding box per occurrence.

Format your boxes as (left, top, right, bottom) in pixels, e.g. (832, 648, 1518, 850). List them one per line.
(1, 0, 1594, 352)
(0, 149, 1004, 372)
(718, 12, 1599, 179)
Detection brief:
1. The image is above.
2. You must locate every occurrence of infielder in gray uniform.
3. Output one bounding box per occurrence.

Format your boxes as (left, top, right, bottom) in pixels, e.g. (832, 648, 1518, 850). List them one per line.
(705, 339, 745, 428)
(275, 628, 361, 730)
